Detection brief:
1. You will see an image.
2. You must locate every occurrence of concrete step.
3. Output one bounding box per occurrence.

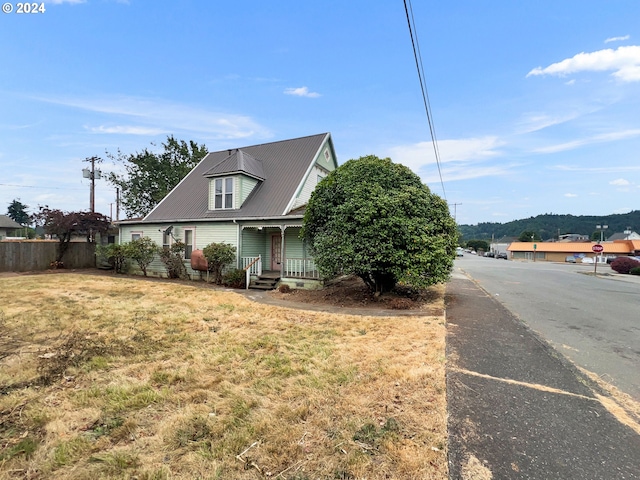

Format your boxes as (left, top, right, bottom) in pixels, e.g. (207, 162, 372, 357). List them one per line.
(248, 275, 280, 290)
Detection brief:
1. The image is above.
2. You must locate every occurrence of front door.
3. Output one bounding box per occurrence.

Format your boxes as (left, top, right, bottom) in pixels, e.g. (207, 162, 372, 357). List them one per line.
(271, 234, 282, 271)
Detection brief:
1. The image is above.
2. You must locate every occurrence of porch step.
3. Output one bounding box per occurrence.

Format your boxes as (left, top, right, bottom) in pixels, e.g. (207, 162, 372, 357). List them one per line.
(249, 275, 280, 290)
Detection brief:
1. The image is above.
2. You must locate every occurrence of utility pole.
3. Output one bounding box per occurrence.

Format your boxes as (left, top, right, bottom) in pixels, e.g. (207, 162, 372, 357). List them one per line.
(116, 187, 120, 221)
(449, 203, 462, 222)
(82, 156, 102, 212)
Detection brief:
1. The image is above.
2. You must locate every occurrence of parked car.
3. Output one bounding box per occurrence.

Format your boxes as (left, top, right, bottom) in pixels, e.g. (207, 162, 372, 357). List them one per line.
(484, 251, 495, 258)
(456, 247, 464, 257)
(496, 252, 508, 260)
(565, 256, 576, 263)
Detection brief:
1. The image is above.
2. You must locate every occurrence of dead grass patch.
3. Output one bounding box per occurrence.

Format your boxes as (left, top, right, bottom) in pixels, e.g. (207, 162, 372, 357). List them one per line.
(0, 273, 447, 479)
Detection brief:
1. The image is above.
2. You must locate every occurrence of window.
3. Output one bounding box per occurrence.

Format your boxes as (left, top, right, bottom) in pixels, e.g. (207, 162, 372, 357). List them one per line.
(162, 230, 172, 250)
(214, 177, 234, 209)
(184, 228, 194, 260)
(131, 232, 142, 241)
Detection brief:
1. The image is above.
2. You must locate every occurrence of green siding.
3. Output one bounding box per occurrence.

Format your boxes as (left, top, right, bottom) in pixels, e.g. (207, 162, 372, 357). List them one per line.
(119, 222, 238, 278)
(241, 228, 265, 258)
(239, 175, 259, 206)
(284, 228, 304, 259)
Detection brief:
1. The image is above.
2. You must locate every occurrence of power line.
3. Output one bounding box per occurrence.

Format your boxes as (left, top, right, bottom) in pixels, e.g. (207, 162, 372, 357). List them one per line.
(403, 0, 447, 201)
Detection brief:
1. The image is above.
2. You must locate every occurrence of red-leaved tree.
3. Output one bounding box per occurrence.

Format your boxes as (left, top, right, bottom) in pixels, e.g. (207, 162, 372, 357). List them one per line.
(34, 208, 111, 263)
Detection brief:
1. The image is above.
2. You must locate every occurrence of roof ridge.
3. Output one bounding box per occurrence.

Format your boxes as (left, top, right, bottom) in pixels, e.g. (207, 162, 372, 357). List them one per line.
(213, 132, 328, 154)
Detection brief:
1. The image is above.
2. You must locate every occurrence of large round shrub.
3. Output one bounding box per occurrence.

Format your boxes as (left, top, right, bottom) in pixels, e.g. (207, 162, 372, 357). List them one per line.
(610, 256, 640, 274)
(301, 155, 457, 294)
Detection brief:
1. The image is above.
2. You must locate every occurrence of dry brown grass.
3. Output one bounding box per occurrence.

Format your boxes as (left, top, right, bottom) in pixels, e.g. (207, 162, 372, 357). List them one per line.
(0, 274, 447, 479)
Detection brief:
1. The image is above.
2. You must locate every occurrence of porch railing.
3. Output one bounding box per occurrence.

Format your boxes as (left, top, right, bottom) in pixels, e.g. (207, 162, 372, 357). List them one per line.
(285, 258, 320, 279)
(242, 255, 262, 275)
(242, 255, 262, 290)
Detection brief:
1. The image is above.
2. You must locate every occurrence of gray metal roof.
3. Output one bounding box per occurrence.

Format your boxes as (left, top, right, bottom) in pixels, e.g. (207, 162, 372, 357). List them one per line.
(203, 149, 265, 180)
(0, 215, 23, 229)
(143, 133, 330, 222)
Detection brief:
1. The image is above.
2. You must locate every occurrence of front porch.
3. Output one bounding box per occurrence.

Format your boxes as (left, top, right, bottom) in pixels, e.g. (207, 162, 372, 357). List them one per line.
(241, 255, 321, 290)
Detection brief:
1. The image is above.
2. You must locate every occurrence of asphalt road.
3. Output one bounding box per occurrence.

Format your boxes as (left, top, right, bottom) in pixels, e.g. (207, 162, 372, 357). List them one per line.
(455, 254, 640, 400)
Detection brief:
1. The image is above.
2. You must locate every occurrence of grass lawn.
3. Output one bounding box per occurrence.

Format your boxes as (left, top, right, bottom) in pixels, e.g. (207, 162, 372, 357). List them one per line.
(0, 273, 447, 479)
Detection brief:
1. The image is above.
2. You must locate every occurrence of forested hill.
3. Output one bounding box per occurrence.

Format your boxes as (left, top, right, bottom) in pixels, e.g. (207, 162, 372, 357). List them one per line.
(458, 211, 640, 241)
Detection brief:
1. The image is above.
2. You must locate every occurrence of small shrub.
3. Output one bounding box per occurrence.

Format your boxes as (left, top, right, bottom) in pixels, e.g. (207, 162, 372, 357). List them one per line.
(158, 241, 187, 279)
(126, 237, 158, 276)
(97, 244, 128, 274)
(630, 266, 640, 276)
(222, 268, 245, 288)
(610, 256, 640, 274)
(203, 242, 237, 284)
(278, 283, 291, 293)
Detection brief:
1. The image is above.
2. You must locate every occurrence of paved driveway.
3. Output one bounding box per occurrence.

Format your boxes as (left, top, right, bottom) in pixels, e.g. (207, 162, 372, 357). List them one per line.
(455, 255, 640, 400)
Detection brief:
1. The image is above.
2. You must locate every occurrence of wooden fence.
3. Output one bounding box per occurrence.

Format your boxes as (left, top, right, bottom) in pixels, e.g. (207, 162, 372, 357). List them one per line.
(0, 241, 96, 272)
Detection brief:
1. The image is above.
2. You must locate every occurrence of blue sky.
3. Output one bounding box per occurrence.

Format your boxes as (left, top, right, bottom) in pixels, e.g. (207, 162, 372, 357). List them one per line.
(1, 0, 639, 226)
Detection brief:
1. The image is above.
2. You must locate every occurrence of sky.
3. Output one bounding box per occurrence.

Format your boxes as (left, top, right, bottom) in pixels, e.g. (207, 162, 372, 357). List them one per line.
(1, 0, 639, 226)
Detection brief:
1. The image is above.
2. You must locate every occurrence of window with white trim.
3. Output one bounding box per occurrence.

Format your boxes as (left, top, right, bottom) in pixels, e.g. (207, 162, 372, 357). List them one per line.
(131, 231, 142, 241)
(184, 228, 194, 260)
(213, 177, 234, 209)
(162, 230, 172, 250)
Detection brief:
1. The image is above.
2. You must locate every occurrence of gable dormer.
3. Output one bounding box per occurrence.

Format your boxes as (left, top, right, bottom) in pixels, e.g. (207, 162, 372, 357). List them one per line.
(203, 149, 265, 210)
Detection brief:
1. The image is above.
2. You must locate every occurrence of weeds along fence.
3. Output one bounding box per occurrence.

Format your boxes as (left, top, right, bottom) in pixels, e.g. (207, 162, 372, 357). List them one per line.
(0, 241, 96, 272)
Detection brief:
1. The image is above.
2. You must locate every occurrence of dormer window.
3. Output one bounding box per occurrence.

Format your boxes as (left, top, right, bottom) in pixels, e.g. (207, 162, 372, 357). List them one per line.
(214, 177, 234, 209)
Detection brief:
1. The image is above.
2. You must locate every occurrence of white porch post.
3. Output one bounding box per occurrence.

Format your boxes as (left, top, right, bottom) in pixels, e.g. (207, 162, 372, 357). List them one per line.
(280, 226, 285, 278)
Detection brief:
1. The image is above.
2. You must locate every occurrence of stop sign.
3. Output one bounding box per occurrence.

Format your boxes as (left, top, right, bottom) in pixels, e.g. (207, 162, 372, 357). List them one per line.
(592, 244, 604, 253)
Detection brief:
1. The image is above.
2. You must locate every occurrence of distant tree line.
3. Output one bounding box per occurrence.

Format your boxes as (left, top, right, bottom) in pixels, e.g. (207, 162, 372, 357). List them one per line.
(458, 211, 640, 242)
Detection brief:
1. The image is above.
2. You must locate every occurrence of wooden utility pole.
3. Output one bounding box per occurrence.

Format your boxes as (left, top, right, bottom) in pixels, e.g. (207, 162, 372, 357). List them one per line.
(82, 156, 102, 212)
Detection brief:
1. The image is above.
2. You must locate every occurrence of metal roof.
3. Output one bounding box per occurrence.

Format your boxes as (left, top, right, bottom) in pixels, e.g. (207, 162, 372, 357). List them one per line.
(0, 215, 23, 229)
(203, 149, 265, 180)
(143, 133, 330, 222)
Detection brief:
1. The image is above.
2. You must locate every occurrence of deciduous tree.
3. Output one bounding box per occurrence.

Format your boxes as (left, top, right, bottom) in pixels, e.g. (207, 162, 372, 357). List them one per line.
(107, 136, 207, 218)
(518, 230, 541, 242)
(34, 208, 110, 263)
(301, 155, 457, 294)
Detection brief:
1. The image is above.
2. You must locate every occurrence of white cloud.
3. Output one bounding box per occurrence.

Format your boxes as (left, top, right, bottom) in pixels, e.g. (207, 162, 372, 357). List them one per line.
(32, 94, 271, 140)
(388, 136, 504, 171)
(534, 128, 640, 154)
(527, 45, 640, 82)
(88, 125, 168, 135)
(564, 193, 578, 198)
(283, 87, 321, 98)
(605, 35, 630, 44)
(421, 163, 521, 184)
(516, 112, 580, 134)
(609, 178, 630, 186)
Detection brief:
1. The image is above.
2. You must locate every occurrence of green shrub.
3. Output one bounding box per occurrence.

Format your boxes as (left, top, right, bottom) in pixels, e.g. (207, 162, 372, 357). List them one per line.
(158, 241, 187, 279)
(202, 242, 237, 284)
(97, 244, 129, 273)
(222, 268, 245, 288)
(126, 237, 157, 276)
(630, 266, 640, 276)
